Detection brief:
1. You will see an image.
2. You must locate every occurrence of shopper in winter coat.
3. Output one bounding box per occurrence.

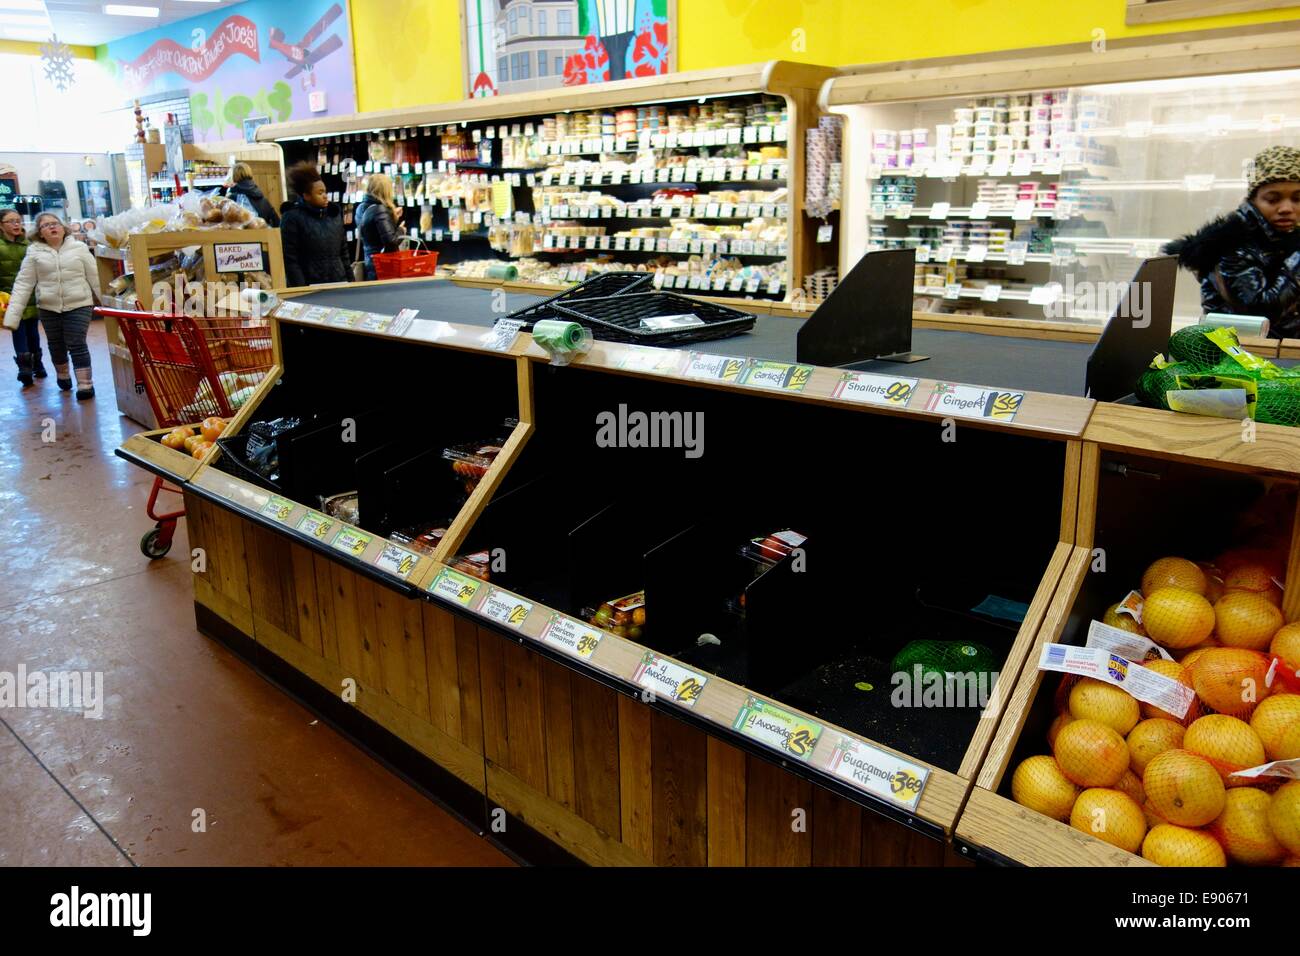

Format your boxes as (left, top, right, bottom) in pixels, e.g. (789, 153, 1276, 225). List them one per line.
(0, 208, 46, 387)
(227, 163, 280, 227)
(356, 173, 402, 280)
(2, 212, 102, 399)
(279, 162, 348, 287)
(1165, 145, 1300, 339)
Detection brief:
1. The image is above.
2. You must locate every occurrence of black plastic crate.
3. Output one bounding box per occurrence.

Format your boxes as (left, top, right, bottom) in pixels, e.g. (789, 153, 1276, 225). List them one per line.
(214, 432, 282, 493)
(508, 271, 652, 329)
(552, 291, 757, 345)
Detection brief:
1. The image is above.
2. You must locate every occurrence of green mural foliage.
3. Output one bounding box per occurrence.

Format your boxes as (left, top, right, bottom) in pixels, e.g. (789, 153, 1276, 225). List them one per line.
(190, 82, 290, 139)
(267, 81, 292, 122)
(191, 92, 216, 138)
(224, 94, 254, 127)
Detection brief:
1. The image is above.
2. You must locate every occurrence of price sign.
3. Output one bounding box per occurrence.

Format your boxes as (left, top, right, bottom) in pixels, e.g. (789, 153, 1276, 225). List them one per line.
(892, 203, 912, 220)
(615, 236, 627, 250)
(331, 526, 371, 556)
(374, 542, 419, 580)
(713, 276, 727, 290)
(488, 318, 525, 352)
(744, 126, 758, 143)
(1012, 199, 1035, 221)
(1006, 241, 1028, 265)
(657, 168, 670, 182)
(1011, 157, 1033, 176)
(943, 282, 963, 300)
(928, 202, 951, 220)
(925, 382, 1024, 422)
(674, 274, 689, 289)
(966, 244, 988, 263)
(478, 588, 532, 629)
(831, 372, 918, 407)
(758, 126, 774, 143)
(585, 236, 597, 249)
(981, 284, 1003, 302)
(767, 278, 782, 295)
(634, 653, 709, 707)
(817, 224, 834, 243)
(296, 511, 333, 539)
(429, 567, 482, 607)
(742, 360, 813, 393)
(1052, 200, 1074, 221)
(684, 352, 746, 383)
(261, 495, 295, 522)
(969, 201, 992, 220)
(541, 614, 603, 660)
(829, 737, 929, 809)
(729, 276, 744, 291)
(1028, 283, 1063, 306)
(914, 245, 931, 263)
(734, 697, 821, 761)
(745, 277, 761, 293)
(746, 166, 761, 181)
(670, 167, 684, 182)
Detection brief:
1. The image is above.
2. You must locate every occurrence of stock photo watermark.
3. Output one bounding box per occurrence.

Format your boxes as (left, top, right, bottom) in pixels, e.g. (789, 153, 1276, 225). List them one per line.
(0, 664, 104, 719)
(595, 404, 705, 459)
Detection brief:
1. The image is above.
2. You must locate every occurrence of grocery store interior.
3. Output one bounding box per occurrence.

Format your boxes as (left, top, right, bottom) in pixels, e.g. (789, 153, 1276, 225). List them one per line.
(3, 0, 1300, 871)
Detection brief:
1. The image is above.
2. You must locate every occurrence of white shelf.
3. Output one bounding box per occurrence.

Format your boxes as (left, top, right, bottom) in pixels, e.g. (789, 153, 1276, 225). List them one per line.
(536, 167, 788, 187)
(538, 201, 790, 222)
(870, 161, 1119, 180)
(538, 235, 788, 258)
(914, 285, 1036, 302)
(877, 205, 1067, 221)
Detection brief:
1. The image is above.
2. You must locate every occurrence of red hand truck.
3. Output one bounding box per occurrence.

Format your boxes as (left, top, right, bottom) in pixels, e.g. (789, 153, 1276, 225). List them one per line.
(97, 307, 275, 559)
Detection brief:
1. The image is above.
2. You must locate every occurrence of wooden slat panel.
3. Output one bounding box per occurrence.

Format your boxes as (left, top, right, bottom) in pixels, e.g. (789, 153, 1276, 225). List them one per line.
(351, 576, 385, 692)
(456, 621, 484, 752)
(244, 523, 293, 639)
(1285, 494, 1300, 624)
(312, 552, 340, 664)
(650, 711, 708, 867)
(374, 581, 430, 720)
(571, 677, 622, 838)
(706, 737, 746, 866)
(617, 695, 654, 860)
(476, 626, 508, 764)
(540, 659, 577, 812)
(745, 756, 812, 867)
(288, 541, 323, 656)
(862, 812, 945, 866)
(812, 786, 863, 867)
(422, 603, 462, 739)
(502, 640, 548, 792)
(328, 560, 364, 682)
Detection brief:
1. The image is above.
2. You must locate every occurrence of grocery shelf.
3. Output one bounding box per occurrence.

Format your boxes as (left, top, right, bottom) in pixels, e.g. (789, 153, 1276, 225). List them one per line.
(868, 161, 1121, 181)
(914, 284, 1037, 302)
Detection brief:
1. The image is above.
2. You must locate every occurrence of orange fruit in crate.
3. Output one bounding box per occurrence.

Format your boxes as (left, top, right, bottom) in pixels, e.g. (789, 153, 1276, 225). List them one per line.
(191, 440, 215, 460)
(1214, 591, 1282, 650)
(1144, 749, 1226, 827)
(1138, 659, 1194, 722)
(1142, 557, 1207, 597)
(1116, 769, 1145, 807)
(1224, 563, 1283, 607)
(1250, 694, 1300, 760)
(200, 416, 226, 443)
(1216, 547, 1277, 575)
(1047, 712, 1075, 749)
(1271, 624, 1300, 671)
(1070, 788, 1146, 853)
(1179, 645, 1218, 669)
(1142, 824, 1227, 867)
(1069, 678, 1140, 735)
(1183, 715, 1266, 785)
(1268, 781, 1300, 856)
(1189, 648, 1273, 717)
(1211, 787, 1286, 865)
(1143, 588, 1216, 650)
(1199, 563, 1226, 604)
(1010, 755, 1079, 821)
(1127, 718, 1185, 776)
(1054, 719, 1129, 787)
(1103, 602, 1145, 636)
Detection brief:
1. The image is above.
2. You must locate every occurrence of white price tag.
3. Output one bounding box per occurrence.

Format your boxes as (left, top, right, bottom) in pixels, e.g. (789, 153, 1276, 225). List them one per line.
(478, 588, 532, 629)
(541, 614, 603, 660)
(943, 282, 963, 300)
(980, 284, 1002, 302)
(969, 201, 991, 220)
(817, 224, 833, 243)
(892, 203, 912, 220)
(1006, 241, 1028, 266)
(966, 244, 988, 263)
(1012, 199, 1035, 221)
(928, 202, 951, 220)
(634, 654, 708, 707)
(488, 318, 525, 352)
(914, 245, 931, 263)
(1028, 283, 1062, 306)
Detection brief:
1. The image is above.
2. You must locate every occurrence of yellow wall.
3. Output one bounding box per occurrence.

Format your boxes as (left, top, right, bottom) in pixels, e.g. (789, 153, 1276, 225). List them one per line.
(0, 39, 95, 59)
(348, 0, 1300, 110)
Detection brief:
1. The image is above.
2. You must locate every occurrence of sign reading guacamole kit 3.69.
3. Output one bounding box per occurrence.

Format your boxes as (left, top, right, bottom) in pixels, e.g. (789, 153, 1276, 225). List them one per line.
(734, 697, 822, 760)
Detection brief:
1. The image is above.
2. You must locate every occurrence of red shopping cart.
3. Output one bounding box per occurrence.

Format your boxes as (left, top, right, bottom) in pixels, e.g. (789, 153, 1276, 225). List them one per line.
(98, 307, 275, 559)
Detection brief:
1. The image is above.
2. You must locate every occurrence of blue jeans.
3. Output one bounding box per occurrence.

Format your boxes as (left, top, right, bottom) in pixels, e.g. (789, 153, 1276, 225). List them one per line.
(10, 316, 41, 354)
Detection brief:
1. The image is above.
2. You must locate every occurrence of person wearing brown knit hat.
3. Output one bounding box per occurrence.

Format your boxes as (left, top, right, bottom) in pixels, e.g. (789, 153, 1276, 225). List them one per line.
(1165, 145, 1300, 338)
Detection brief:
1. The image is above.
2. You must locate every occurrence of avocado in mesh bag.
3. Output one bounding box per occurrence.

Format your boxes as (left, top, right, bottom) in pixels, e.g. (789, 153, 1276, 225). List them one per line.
(1137, 361, 1196, 409)
(1168, 324, 1237, 369)
(891, 640, 999, 681)
(1255, 380, 1300, 427)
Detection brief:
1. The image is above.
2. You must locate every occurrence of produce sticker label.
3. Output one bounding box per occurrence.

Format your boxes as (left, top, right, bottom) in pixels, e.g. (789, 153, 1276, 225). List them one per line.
(261, 495, 295, 522)
(1038, 644, 1195, 719)
(540, 614, 602, 660)
(477, 588, 532, 629)
(683, 352, 746, 384)
(428, 568, 481, 606)
(733, 697, 822, 761)
(828, 736, 929, 810)
(925, 382, 1024, 422)
(742, 360, 813, 393)
(296, 510, 333, 539)
(374, 542, 419, 580)
(1085, 619, 1172, 662)
(633, 653, 708, 708)
(331, 527, 372, 557)
(831, 372, 918, 408)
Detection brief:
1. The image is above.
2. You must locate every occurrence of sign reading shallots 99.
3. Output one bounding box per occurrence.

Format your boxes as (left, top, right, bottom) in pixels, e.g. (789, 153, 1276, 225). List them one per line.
(214, 242, 265, 274)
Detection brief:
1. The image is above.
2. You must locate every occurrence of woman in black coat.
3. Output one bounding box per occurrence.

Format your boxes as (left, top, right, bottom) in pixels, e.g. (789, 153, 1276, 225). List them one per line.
(1165, 145, 1300, 339)
(227, 163, 280, 227)
(279, 162, 348, 287)
(356, 172, 402, 281)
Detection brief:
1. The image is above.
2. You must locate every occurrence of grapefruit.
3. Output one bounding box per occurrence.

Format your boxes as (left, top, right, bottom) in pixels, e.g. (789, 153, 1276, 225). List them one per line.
(1211, 787, 1286, 865)
(1142, 824, 1227, 867)
(1143, 588, 1216, 650)
(1188, 648, 1273, 717)
(1199, 564, 1226, 604)
(1249, 694, 1300, 761)
(1047, 712, 1075, 749)
(1183, 714, 1266, 784)
(1223, 563, 1283, 607)
(1010, 755, 1079, 821)
(1279, 721, 1300, 761)
(1178, 645, 1218, 669)
(1054, 719, 1130, 788)
(1127, 718, 1185, 776)
(1271, 623, 1300, 671)
(1138, 660, 1194, 722)
(1069, 678, 1140, 735)
(1070, 788, 1146, 854)
(1267, 781, 1300, 856)
(1142, 557, 1207, 597)
(1116, 769, 1146, 807)
(1214, 591, 1283, 650)
(1103, 602, 1146, 636)
(1143, 749, 1226, 827)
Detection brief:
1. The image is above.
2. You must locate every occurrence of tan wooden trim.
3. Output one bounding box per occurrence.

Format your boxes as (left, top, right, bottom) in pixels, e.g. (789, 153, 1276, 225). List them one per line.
(516, 355, 535, 427)
(1127, 0, 1300, 26)
(120, 428, 203, 483)
(1059, 441, 1083, 543)
(1285, 494, 1300, 623)
(431, 421, 534, 563)
(193, 574, 255, 637)
(913, 311, 1104, 344)
(1075, 441, 1101, 551)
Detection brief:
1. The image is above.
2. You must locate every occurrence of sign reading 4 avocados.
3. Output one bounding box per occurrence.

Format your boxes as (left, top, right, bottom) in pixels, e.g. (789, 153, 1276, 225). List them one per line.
(925, 382, 1024, 422)
(734, 697, 822, 760)
(633, 653, 708, 708)
(828, 736, 930, 810)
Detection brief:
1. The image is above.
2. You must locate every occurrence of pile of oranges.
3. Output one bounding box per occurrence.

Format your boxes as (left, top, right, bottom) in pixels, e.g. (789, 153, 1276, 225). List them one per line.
(159, 416, 227, 460)
(1011, 551, 1300, 866)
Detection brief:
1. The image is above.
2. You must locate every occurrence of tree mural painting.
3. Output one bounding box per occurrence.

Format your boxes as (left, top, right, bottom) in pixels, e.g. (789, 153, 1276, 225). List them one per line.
(224, 94, 255, 130)
(190, 82, 291, 141)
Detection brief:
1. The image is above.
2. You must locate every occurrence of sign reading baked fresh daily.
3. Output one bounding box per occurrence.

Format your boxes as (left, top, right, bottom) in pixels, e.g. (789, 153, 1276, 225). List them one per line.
(213, 242, 265, 274)
(925, 382, 1024, 422)
(831, 372, 918, 408)
(428, 567, 482, 606)
(540, 613, 602, 660)
(733, 697, 822, 761)
(477, 588, 531, 629)
(827, 737, 929, 809)
(742, 360, 813, 393)
(260, 495, 294, 522)
(633, 653, 708, 708)
(374, 542, 419, 580)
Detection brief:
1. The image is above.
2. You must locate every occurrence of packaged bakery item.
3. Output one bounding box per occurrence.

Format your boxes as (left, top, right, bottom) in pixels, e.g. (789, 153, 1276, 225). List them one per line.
(321, 491, 360, 524)
(740, 528, 807, 567)
(390, 524, 448, 556)
(451, 550, 492, 581)
(588, 590, 646, 639)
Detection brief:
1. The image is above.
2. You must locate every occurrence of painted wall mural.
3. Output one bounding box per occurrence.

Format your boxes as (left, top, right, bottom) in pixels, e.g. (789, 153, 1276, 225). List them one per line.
(103, 0, 356, 143)
(463, 0, 674, 98)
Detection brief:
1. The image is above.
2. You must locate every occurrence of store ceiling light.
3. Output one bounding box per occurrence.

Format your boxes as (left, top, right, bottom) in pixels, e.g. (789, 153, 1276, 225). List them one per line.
(0, 0, 48, 10)
(0, 12, 48, 23)
(103, 4, 160, 16)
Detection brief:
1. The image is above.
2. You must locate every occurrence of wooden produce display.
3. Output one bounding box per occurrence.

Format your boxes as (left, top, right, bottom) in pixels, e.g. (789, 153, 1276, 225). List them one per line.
(257, 61, 831, 305)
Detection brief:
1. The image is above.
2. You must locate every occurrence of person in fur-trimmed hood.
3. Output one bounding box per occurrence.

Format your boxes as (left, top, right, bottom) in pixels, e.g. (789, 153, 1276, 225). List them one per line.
(1164, 145, 1300, 339)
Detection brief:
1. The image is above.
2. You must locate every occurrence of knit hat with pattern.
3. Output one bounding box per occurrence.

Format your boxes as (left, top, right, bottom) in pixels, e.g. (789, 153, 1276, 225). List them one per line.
(1248, 145, 1300, 196)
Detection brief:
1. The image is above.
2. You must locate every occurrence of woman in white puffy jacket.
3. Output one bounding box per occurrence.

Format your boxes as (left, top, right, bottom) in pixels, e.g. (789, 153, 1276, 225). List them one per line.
(2, 212, 101, 399)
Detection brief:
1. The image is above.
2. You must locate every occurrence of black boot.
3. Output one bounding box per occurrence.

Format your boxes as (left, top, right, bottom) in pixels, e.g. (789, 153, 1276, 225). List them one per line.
(15, 353, 33, 387)
(31, 346, 46, 379)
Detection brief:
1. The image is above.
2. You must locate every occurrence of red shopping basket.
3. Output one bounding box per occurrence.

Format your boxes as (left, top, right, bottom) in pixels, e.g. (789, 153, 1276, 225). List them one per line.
(373, 245, 439, 279)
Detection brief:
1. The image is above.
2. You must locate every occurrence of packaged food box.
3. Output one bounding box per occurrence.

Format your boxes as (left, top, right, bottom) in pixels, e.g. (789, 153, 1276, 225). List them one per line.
(443, 440, 506, 494)
(451, 550, 491, 581)
(390, 524, 448, 556)
(321, 491, 360, 524)
(739, 528, 808, 566)
(588, 589, 646, 638)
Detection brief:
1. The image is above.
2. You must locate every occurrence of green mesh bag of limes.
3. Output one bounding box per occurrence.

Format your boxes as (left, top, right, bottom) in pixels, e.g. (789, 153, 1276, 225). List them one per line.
(891, 640, 999, 681)
(1136, 325, 1300, 425)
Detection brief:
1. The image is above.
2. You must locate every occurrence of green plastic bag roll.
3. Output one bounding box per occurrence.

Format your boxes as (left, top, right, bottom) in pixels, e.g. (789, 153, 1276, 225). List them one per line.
(485, 263, 518, 281)
(532, 319, 587, 352)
